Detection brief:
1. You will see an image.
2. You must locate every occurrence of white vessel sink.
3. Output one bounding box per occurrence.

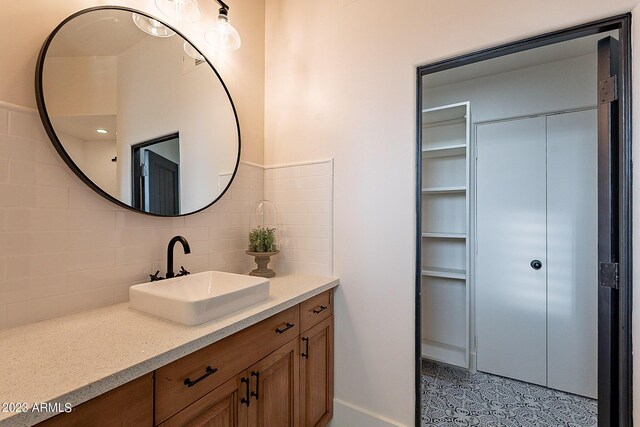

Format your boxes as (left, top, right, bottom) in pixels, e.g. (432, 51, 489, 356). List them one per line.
(129, 271, 270, 325)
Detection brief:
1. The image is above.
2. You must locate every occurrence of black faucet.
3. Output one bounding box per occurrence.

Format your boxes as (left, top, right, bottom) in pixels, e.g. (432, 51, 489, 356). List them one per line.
(166, 236, 191, 279)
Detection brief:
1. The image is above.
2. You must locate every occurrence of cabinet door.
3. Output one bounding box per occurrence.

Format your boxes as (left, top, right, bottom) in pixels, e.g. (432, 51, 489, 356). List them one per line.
(247, 339, 299, 427)
(476, 117, 548, 385)
(300, 316, 333, 427)
(158, 373, 249, 427)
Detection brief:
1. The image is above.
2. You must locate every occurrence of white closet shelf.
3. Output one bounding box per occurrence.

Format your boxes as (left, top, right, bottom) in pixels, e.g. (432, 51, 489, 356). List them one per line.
(421, 104, 467, 124)
(422, 186, 466, 194)
(422, 232, 466, 239)
(421, 267, 466, 280)
(421, 117, 466, 128)
(422, 144, 467, 158)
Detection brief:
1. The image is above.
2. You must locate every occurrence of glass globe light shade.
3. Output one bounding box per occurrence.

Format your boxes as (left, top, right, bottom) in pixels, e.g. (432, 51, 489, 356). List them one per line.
(250, 200, 278, 231)
(249, 200, 279, 251)
(132, 13, 175, 37)
(204, 13, 241, 51)
(183, 41, 204, 61)
(155, 0, 201, 23)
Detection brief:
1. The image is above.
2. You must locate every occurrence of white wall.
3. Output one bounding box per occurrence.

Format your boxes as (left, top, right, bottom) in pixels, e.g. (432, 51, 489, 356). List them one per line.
(84, 139, 117, 196)
(117, 34, 237, 211)
(264, 0, 640, 425)
(42, 56, 117, 117)
(59, 131, 86, 168)
(423, 54, 597, 121)
(144, 139, 179, 165)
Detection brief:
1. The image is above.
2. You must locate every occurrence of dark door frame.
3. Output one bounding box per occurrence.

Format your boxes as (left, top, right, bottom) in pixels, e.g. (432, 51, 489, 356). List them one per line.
(415, 14, 632, 427)
(131, 132, 180, 211)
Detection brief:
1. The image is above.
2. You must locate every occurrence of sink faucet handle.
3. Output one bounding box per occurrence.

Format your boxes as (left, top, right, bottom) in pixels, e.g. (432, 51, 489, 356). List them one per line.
(178, 266, 190, 276)
(149, 271, 164, 282)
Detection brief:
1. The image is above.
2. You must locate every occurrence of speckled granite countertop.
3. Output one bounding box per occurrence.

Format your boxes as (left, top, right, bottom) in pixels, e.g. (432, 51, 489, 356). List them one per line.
(0, 274, 339, 426)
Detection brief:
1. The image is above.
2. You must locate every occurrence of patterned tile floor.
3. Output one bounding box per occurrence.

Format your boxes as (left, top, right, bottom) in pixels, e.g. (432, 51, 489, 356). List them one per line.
(421, 359, 598, 426)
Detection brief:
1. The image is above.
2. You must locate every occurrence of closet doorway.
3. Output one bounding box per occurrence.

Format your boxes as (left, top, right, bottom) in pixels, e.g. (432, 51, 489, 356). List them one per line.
(415, 16, 631, 427)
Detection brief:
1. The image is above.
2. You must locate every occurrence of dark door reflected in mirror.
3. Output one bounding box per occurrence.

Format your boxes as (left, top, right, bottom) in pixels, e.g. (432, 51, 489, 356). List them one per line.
(132, 134, 180, 215)
(35, 6, 240, 216)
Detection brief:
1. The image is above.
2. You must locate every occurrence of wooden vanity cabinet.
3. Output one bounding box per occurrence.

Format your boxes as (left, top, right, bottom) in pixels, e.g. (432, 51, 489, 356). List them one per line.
(161, 290, 334, 427)
(161, 339, 300, 427)
(158, 373, 248, 427)
(35, 290, 334, 427)
(155, 306, 300, 424)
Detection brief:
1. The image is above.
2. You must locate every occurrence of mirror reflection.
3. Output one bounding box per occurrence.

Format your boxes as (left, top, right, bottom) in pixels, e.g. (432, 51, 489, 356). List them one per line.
(38, 7, 240, 216)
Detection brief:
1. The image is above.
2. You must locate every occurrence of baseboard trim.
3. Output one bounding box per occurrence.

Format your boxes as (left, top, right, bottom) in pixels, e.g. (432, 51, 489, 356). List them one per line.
(329, 399, 408, 427)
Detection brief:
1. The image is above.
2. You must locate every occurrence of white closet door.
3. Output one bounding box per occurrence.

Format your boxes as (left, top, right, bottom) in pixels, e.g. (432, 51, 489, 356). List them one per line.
(476, 117, 547, 385)
(547, 109, 598, 398)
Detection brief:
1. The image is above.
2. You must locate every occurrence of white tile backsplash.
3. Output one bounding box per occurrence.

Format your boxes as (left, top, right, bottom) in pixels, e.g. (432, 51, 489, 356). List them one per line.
(0, 134, 35, 161)
(8, 159, 37, 185)
(265, 160, 334, 277)
(0, 103, 334, 329)
(0, 256, 5, 282)
(0, 304, 5, 330)
(0, 183, 37, 208)
(0, 274, 67, 304)
(8, 110, 46, 141)
(29, 231, 69, 254)
(0, 158, 7, 183)
(4, 286, 115, 328)
(0, 109, 7, 135)
(35, 186, 68, 208)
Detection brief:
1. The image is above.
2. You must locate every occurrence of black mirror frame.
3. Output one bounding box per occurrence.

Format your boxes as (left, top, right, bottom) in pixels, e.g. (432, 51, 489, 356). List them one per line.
(34, 5, 241, 217)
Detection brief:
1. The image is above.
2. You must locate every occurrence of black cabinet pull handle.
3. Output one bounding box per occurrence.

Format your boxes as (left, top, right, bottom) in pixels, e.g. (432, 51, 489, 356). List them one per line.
(301, 337, 309, 359)
(250, 371, 260, 400)
(312, 305, 328, 314)
(275, 322, 294, 334)
(240, 377, 250, 406)
(184, 366, 217, 387)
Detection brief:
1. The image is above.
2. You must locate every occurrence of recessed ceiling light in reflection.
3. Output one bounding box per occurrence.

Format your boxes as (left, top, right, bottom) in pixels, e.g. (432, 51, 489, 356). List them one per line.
(96, 128, 109, 134)
(132, 13, 175, 38)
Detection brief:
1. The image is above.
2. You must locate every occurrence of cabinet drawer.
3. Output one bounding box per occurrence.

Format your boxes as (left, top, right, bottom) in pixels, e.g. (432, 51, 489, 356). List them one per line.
(155, 305, 299, 424)
(300, 290, 333, 332)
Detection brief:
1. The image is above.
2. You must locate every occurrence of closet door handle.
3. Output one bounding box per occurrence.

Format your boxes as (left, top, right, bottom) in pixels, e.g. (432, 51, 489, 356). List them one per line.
(530, 260, 542, 270)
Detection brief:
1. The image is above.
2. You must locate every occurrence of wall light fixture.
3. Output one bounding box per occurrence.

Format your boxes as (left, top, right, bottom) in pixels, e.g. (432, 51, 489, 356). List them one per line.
(154, 0, 241, 54)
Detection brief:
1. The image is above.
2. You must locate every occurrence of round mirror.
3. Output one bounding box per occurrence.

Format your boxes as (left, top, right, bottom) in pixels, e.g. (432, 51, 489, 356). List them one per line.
(35, 6, 240, 216)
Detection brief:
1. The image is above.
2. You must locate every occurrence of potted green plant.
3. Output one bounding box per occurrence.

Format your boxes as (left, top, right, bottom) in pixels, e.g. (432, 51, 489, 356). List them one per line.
(246, 226, 279, 278)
